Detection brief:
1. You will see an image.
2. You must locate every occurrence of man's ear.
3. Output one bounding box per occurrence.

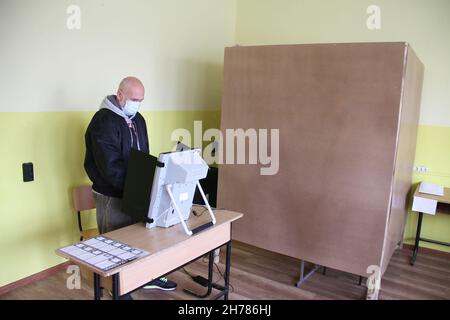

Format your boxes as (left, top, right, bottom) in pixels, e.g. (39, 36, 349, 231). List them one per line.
(117, 90, 125, 107)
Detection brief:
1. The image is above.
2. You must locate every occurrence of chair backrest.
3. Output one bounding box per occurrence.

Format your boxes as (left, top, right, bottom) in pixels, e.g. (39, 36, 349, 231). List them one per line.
(73, 185, 96, 212)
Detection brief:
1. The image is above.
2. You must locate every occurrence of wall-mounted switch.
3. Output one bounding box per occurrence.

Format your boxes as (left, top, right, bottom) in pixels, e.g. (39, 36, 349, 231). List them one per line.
(22, 163, 34, 182)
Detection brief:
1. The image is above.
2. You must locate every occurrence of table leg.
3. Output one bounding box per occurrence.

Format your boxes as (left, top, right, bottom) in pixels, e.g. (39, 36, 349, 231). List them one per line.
(112, 273, 120, 300)
(296, 261, 320, 287)
(206, 251, 214, 295)
(224, 240, 232, 300)
(93, 273, 101, 300)
(411, 212, 423, 266)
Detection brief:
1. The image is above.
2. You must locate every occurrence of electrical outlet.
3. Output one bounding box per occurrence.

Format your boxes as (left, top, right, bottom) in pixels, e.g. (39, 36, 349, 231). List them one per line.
(22, 163, 34, 182)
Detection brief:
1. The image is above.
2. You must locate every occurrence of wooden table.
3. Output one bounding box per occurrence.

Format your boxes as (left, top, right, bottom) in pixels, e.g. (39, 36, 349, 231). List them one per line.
(411, 186, 450, 265)
(56, 208, 243, 300)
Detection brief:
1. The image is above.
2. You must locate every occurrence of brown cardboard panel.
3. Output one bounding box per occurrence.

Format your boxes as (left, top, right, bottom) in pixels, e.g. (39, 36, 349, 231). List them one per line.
(219, 43, 410, 276)
(380, 45, 424, 275)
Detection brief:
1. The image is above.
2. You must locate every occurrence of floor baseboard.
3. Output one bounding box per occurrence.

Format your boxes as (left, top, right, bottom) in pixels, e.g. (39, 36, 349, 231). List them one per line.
(403, 243, 450, 259)
(0, 262, 70, 296)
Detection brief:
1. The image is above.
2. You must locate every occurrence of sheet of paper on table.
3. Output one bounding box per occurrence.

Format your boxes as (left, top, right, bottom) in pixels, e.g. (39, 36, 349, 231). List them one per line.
(59, 236, 149, 271)
(418, 182, 444, 196)
(412, 196, 438, 215)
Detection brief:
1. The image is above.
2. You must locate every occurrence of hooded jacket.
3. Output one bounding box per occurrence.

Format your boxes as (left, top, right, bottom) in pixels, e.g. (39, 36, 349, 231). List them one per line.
(84, 95, 149, 197)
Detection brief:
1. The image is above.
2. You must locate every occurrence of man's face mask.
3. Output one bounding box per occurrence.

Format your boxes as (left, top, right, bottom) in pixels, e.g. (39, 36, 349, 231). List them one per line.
(123, 100, 141, 117)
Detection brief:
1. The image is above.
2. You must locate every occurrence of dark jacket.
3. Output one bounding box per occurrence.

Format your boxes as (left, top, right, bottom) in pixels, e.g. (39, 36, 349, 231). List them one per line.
(84, 96, 149, 198)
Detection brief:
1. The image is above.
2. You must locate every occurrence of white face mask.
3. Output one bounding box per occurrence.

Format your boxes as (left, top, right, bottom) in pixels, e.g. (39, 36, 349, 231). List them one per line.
(123, 100, 141, 117)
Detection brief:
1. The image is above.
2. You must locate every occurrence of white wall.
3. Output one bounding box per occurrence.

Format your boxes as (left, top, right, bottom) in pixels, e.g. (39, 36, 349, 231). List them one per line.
(0, 0, 236, 112)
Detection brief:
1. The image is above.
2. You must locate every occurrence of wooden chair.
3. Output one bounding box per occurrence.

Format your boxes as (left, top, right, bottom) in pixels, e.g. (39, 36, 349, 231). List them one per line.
(73, 185, 98, 241)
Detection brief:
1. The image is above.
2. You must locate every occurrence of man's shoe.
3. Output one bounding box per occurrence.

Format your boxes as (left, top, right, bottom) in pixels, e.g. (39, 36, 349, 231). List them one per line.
(143, 277, 177, 291)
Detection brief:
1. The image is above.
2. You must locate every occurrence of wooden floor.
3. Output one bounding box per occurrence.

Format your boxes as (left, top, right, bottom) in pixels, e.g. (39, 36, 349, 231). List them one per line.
(1, 241, 449, 300)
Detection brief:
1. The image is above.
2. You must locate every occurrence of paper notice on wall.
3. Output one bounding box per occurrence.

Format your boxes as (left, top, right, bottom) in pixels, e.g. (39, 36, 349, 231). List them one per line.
(412, 196, 438, 215)
(418, 182, 444, 196)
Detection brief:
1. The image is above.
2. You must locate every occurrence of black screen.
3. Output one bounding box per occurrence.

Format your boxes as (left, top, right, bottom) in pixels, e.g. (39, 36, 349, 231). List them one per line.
(122, 149, 157, 222)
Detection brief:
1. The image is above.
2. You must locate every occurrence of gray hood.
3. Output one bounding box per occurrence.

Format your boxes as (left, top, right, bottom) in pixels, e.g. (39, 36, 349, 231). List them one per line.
(100, 95, 135, 124)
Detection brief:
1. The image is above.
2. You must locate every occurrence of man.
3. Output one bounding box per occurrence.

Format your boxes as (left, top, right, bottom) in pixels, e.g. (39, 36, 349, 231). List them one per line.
(84, 77, 177, 295)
